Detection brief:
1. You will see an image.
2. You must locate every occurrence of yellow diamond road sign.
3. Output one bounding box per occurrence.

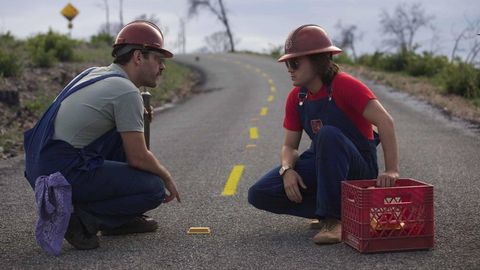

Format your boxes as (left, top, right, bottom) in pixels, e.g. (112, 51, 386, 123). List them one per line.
(61, 3, 79, 21)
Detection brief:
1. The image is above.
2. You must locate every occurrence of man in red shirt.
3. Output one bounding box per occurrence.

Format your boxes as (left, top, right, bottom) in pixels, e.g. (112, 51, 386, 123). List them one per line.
(248, 24, 399, 244)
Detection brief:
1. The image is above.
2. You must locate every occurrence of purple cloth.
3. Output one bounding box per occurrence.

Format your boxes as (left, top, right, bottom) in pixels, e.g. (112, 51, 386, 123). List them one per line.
(34, 172, 73, 256)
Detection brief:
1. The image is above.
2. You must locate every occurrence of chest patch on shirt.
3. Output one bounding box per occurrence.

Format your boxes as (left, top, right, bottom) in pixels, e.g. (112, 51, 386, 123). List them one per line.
(310, 119, 323, 134)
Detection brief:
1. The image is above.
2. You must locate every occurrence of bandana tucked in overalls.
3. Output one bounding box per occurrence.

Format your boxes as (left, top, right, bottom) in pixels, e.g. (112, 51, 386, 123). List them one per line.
(24, 68, 166, 232)
(248, 85, 379, 219)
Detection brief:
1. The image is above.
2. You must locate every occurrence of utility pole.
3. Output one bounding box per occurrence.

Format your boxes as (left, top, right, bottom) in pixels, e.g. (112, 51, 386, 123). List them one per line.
(178, 18, 186, 54)
(119, 0, 124, 26)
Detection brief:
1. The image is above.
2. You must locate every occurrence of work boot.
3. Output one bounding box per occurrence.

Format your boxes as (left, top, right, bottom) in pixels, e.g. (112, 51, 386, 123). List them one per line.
(101, 215, 158, 236)
(312, 218, 342, 244)
(64, 214, 99, 250)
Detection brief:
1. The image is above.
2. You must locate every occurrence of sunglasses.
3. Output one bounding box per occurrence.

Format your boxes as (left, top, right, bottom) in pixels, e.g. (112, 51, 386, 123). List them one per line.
(140, 50, 166, 64)
(285, 58, 300, 70)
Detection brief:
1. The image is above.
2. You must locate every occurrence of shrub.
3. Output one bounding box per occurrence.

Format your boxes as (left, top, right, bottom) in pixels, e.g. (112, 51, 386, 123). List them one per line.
(0, 48, 22, 77)
(0, 31, 19, 49)
(440, 63, 480, 99)
(406, 52, 449, 77)
(26, 30, 76, 67)
(90, 33, 114, 47)
(268, 44, 283, 60)
(357, 52, 386, 69)
(334, 52, 355, 65)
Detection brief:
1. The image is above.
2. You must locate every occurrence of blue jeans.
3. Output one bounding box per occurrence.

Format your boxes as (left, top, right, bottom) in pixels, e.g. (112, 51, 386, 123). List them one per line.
(248, 126, 377, 219)
(69, 160, 165, 230)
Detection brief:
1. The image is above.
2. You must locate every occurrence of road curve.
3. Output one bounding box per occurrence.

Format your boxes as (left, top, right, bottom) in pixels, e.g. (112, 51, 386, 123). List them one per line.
(1, 53, 479, 269)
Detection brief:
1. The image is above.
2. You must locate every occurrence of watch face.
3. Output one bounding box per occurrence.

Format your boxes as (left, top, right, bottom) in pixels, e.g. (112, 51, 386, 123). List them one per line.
(279, 166, 289, 176)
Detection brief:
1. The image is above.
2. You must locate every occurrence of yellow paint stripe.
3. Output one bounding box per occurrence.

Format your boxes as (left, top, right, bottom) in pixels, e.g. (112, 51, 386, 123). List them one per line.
(222, 165, 245, 196)
(234, 60, 242, 65)
(262, 73, 269, 78)
(267, 95, 274, 102)
(268, 79, 274, 85)
(270, 86, 276, 93)
(250, 127, 259, 139)
(260, 107, 268, 116)
(255, 68, 261, 73)
(246, 144, 256, 148)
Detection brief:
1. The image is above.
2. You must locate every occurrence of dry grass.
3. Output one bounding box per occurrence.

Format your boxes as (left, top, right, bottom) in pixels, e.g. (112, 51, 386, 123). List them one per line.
(342, 65, 480, 125)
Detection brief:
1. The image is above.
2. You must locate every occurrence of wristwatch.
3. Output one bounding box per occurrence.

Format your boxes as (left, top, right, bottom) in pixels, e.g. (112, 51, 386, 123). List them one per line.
(279, 165, 292, 176)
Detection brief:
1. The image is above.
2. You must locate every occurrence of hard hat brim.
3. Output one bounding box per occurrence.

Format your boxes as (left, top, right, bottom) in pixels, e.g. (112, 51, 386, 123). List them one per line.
(277, 46, 342, 62)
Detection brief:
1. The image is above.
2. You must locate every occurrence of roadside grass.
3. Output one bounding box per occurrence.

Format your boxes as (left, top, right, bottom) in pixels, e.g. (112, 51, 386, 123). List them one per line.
(341, 64, 480, 125)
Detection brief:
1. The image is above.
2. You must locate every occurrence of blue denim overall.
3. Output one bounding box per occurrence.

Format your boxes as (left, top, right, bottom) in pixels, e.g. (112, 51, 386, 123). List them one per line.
(248, 85, 379, 219)
(24, 68, 165, 231)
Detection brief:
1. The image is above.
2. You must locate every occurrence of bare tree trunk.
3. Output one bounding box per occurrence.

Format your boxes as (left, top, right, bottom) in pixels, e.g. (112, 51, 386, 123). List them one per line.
(451, 29, 467, 62)
(104, 0, 110, 34)
(466, 41, 480, 64)
(119, 0, 124, 26)
(218, 0, 235, 52)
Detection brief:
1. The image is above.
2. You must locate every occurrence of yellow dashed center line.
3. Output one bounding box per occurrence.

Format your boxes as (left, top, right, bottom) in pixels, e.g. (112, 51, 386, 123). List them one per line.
(222, 165, 245, 196)
(260, 107, 268, 116)
(267, 95, 274, 102)
(246, 144, 256, 149)
(270, 86, 276, 93)
(268, 79, 274, 85)
(249, 127, 259, 139)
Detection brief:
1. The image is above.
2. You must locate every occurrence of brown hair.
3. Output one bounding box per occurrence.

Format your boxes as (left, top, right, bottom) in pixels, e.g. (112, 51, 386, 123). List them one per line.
(112, 45, 150, 65)
(308, 53, 340, 86)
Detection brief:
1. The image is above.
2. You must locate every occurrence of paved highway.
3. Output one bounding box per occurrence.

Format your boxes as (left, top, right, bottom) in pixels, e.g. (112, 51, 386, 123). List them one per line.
(1, 53, 479, 269)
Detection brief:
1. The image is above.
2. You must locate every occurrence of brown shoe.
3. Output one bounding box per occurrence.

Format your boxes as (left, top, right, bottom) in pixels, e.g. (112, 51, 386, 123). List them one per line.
(101, 215, 158, 236)
(64, 214, 99, 250)
(312, 218, 342, 245)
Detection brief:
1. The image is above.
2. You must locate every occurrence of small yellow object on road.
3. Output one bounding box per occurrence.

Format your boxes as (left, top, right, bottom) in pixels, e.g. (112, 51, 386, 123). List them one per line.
(187, 227, 211, 235)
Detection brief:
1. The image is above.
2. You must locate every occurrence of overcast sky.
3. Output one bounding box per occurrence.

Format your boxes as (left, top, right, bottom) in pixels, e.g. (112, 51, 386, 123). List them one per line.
(0, 0, 479, 57)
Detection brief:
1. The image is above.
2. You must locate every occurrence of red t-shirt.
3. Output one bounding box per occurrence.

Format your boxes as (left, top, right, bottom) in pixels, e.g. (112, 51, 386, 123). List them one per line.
(283, 72, 376, 140)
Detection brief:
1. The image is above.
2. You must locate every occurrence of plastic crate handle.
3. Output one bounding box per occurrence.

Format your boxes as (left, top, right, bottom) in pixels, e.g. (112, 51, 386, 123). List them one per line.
(383, 196, 412, 206)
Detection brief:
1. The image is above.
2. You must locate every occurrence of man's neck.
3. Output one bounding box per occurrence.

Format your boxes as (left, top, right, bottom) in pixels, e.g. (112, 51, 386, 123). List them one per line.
(117, 63, 141, 88)
(306, 78, 323, 95)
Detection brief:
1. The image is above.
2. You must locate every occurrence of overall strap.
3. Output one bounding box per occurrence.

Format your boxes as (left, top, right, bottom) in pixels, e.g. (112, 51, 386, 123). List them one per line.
(54, 67, 96, 102)
(298, 86, 308, 106)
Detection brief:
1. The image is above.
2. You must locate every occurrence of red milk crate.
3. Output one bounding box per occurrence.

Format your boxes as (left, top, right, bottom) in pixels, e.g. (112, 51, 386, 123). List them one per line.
(341, 178, 434, 253)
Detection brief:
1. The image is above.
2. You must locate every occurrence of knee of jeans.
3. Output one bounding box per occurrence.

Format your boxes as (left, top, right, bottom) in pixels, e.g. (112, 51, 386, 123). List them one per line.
(315, 126, 343, 148)
(247, 185, 261, 207)
(248, 184, 271, 210)
(317, 125, 342, 140)
(147, 177, 166, 207)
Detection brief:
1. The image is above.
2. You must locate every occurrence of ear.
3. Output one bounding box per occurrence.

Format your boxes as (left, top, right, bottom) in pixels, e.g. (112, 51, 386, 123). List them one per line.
(132, 50, 143, 65)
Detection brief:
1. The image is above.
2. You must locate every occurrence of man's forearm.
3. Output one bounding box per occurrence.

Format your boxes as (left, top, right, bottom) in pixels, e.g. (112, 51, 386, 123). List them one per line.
(129, 151, 173, 182)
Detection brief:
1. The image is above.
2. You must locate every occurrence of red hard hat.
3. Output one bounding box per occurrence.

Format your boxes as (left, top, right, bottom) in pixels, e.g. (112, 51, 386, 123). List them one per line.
(278, 24, 342, 62)
(114, 20, 173, 58)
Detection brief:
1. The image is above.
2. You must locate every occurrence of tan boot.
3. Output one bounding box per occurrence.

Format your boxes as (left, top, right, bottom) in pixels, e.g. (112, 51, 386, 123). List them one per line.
(312, 218, 342, 244)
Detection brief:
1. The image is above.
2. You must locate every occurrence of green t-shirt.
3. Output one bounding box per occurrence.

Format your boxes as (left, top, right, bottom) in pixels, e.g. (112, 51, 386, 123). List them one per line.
(53, 64, 144, 148)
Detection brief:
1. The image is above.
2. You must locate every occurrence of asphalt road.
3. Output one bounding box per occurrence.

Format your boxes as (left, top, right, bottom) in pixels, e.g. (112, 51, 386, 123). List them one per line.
(1, 53, 479, 269)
